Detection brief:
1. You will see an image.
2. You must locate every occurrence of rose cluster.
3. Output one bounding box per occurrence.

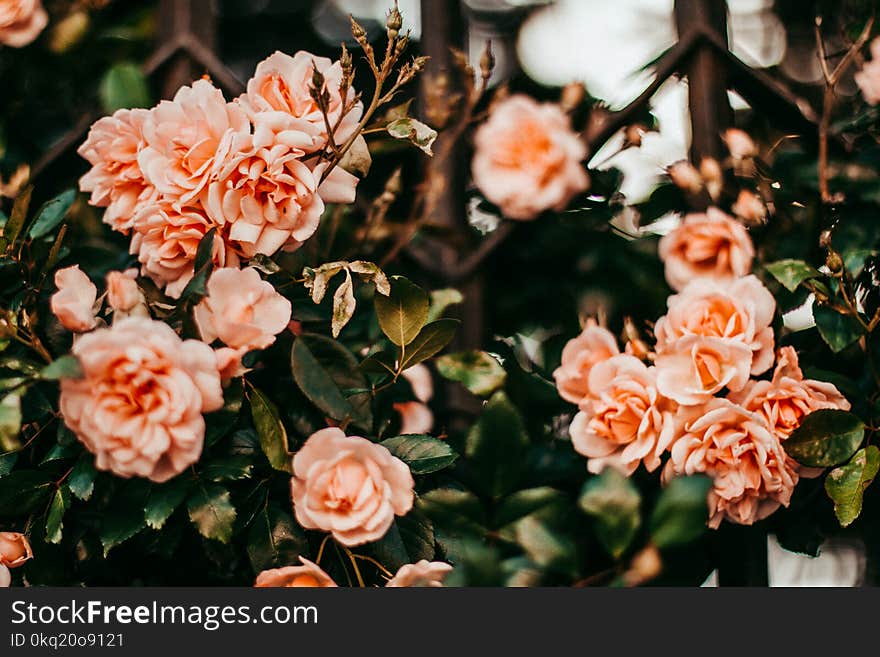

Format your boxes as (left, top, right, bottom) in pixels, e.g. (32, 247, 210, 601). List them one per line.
(77, 50, 362, 297)
(555, 207, 850, 528)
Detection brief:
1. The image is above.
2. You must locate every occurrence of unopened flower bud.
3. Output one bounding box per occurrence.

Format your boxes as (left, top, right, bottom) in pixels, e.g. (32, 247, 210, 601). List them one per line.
(624, 124, 646, 149)
(819, 229, 833, 249)
(0, 533, 31, 569)
(723, 128, 758, 161)
(479, 41, 495, 82)
(668, 160, 703, 194)
(560, 81, 586, 113)
(350, 15, 367, 41)
(386, 3, 403, 38)
(622, 545, 662, 587)
(699, 157, 723, 200)
(826, 250, 844, 275)
(731, 189, 767, 226)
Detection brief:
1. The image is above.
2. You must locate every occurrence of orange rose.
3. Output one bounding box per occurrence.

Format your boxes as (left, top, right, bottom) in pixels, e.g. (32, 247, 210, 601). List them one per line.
(0, 565, 8, 587)
(472, 94, 589, 221)
(105, 268, 144, 314)
(654, 275, 776, 376)
(0, 532, 31, 568)
(394, 364, 434, 434)
(658, 208, 754, 291)
(255, 557, 336, 587)
(291, 427, 414, 546)
(553, 319, 620, 404)
(729, 347, 850, 477)
(78, 108, 153, 233)
(50, 265, 97, 332)
(0, 0, 47, 47)
(386, 560, 453, 587)
(655, 335, 752, 405)
(662, 398, 798, 528)
(194, 267, 291, 351)
(59, 317, 224, 482)
(569, 355, 675, 475)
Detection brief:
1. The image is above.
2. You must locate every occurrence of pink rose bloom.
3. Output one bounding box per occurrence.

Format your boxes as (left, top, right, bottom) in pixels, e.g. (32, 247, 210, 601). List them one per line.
(214, 346, 249, 381)
(472, 94, 589, 221)
(138, 79, 249, 205)
(856, 38, 880, 105)
(655, 335, 752, 405)
(723, 128, 758, 160)
(105, 268, 143, 313)
(394, 364, 434, 434)
(729, 346, 850, 441)
(654, 275, 776, 376)
(59, 317, 224, 483)
(291, 427, 415, 547)
(553, 319, 620, 404)
(0, 565, 8, 587)
(569, 355, 675, 475)
(662, 398, 798, 528)
(0, 0, 47, 47)
(658, 208, 754, 291)
(50, 265, 97, 332)
(130, 204, 239, 298)
(240, 50, 363, 154)
(78, 108, 153, 232)
(0, 532, 31, 568)
(386, 560, 453, 587)
(255, 557, 336, 587)
(194, 267, 291, 350)
(203, 133, 328, 258)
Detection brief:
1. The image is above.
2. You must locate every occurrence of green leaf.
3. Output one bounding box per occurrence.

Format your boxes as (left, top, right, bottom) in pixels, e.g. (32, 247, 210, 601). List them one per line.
(348, 260, 390, 295)
(387, 118, 438, 155)
(814, 305, 863, 353)
(465, 391, 529, 498)
(0, 186, 31, 251)
(247, 504, 308, 573)
(100, 480, 150, 555)
(765, 259, 822, 292)
(368, 511, 435, 570)
(0, 470, 54, 517)
(649, 475, 712, 549)
(247, 387, 291, 473)
(399, 319, 459, 371)
(418, 488, 485, 535)
(374, 276, 429, 346)
(579, 469, 641, 559)
(494, 487, 567, 528)
(200, 456, 253, 483)
(427, 288, 463, 322)
(302, 261, 346, 304)
(785, 409, 865, 467)
(187, 484, 237, 543)
(290, 337, 353, 423)
(0, 393, 22, 453)
(250, 254, 280, 275)
(45, 487, 70, 545)
(28, 190, 76, 239)
(67, 454, 97, 501)
(0, 452, 17, 476)
(178, 228, 215, 302)
(436, 350, 507, 396)
(380, 435, 458, 474)
(39, 355, 82, 380)
(100, 61, 150, 113)
(825, 445, 880, 527)
(145, 478, 193, 530)
(514, 512, 576, 572)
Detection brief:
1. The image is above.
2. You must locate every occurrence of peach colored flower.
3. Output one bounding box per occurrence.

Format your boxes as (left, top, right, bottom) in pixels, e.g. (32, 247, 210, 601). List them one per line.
(729, 346, 850, 441)
(699, 157, 723, 200)
(654, 275, 776, 376)
(658, 208, 754, 291)
(59, 317, 224, 483)
(194, 267, 291, 350)
(472, 94, 589, 221)
(138, 79, 249, 205)
(0, 0, 47, 47)
(731, 189, 767, 225)
(254, 557, 336, 587)
(569, 355, 675, 475)
(291, 427, 415, 547)
(130, 203, 239, 298)
(856, 38, 880, 105)
(723, 128, 757, 160)
(553, 319, 620, 404)
(394, 364, 434, 434)
(78, 108, 153, 232)
(50, 265, 97, 332)
(215, 346, 249, 381)
(667, 160, 702, 194)
(0, 565, 8, 587)
(240, 50, 363, 154)
(386, 560, 453, 587)
(0, 532, 31, 568)
(662, 398, 798, 528)
(655, 335, 752, 405)
(106, 268, 144, 314)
